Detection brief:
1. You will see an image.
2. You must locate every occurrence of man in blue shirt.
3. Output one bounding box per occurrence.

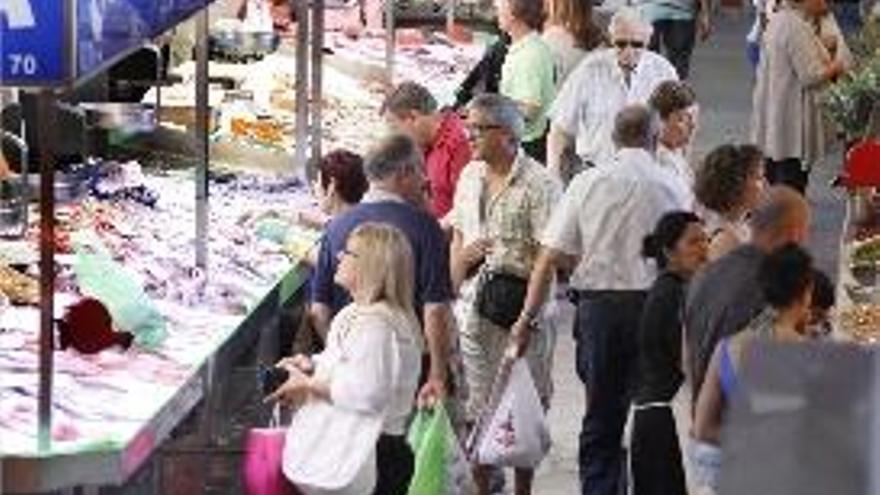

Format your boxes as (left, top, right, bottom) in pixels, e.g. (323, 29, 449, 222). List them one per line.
(310, 133, 454, 404)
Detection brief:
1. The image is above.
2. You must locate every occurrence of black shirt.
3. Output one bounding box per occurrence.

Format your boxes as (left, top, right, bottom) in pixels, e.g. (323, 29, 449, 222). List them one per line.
(635, 271, 687, 404)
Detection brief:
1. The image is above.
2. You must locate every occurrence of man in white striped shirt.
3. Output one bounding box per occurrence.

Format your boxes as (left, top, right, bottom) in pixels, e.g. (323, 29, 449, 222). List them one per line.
(547, 7, 678, 182)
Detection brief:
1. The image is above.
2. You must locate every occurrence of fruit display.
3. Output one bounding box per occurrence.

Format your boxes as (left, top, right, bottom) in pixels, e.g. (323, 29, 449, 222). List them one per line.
(851, 235, 880, 264)
(0, 263, 38, 305)
(839, 304, 880, 343)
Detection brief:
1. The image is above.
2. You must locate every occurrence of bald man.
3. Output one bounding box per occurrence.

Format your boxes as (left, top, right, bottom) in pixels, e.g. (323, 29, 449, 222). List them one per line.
(684, 185, 810, 398)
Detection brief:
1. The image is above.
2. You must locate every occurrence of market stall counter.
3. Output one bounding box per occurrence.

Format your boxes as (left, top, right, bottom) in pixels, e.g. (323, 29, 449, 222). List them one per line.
(0, 162, 320, 493)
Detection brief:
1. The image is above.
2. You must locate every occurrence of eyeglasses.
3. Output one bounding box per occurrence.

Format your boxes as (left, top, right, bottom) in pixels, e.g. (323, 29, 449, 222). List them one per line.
(613, 39, 646, 50)
(467, 123, 504, 137)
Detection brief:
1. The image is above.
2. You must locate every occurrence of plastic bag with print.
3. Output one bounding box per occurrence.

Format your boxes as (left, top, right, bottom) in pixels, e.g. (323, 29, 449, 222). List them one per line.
(468, 358, 551, 468)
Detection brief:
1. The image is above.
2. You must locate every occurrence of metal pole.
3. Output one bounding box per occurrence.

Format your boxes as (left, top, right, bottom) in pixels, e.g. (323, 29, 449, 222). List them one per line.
(36, 90, 57, 453)
(195, 8, 210, 269)
(310, 0, 325, 163)
(385, 0, 395, 87)
(447, 0, 455, 33)
(295, 0, 310, 169)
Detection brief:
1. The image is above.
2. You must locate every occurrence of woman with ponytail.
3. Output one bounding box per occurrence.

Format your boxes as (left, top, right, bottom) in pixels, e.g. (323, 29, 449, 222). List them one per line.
(630, 211, 709, 495)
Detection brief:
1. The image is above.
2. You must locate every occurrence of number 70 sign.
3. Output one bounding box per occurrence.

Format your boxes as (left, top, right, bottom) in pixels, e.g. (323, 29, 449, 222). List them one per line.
(0, 0, 69, 86)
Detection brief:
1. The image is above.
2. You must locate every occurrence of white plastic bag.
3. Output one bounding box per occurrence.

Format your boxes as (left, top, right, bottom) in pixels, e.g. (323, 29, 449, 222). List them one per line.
(469, 358, 551, 468)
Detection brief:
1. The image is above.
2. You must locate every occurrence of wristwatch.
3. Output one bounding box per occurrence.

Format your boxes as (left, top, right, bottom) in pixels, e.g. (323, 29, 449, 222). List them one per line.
(519, 308, 541, 329)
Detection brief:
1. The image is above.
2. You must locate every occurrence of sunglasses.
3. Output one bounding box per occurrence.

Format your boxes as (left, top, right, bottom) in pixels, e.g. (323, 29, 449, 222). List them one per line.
(613, 39, 646, 50)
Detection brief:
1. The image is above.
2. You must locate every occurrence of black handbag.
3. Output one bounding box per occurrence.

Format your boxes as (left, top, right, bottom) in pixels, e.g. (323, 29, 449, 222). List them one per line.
(476, 271, 528, 329)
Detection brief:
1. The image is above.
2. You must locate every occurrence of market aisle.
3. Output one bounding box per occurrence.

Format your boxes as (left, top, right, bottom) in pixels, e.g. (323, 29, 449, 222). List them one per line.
(534, 9, 847, 493)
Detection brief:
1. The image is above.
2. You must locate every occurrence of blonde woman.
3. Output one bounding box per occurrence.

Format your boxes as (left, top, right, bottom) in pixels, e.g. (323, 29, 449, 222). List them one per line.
(270, 222, 424, 495)
(543, 0, 606, 84)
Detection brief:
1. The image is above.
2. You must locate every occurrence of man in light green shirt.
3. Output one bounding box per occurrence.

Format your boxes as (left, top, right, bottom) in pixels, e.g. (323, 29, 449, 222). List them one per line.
(496, 0, 556, 164)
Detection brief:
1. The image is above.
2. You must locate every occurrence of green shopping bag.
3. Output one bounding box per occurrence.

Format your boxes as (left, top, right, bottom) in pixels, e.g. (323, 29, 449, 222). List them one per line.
(72, 230, 167, 350)
(406, 404, 472, 495)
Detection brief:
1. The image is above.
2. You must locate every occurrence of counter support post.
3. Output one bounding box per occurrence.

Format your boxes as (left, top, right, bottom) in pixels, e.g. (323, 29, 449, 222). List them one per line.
(295, 0, 310, 169)
(36, 90, 57, 453)
(385, 0, 395, 87)
(310, 0, 325, 163)
(195, 7, 210, 270)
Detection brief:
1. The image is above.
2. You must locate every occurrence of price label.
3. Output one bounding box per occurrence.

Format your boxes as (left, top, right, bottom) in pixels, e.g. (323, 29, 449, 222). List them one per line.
(0, 0, 67, 85)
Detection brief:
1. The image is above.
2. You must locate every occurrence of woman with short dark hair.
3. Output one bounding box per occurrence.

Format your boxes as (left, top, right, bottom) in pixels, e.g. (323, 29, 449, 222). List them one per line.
(631, 211, 709, 495)
(649, 80, 698, 206)
(695, 144, 766, 260)
(301, 149, 369, 230)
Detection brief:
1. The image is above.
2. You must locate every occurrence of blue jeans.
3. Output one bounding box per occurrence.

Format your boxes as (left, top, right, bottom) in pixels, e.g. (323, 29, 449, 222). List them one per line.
(574, 291, 647, 495)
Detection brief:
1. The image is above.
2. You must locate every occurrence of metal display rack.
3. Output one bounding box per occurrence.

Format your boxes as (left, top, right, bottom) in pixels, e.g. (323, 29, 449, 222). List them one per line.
(0, 0, 323, 491)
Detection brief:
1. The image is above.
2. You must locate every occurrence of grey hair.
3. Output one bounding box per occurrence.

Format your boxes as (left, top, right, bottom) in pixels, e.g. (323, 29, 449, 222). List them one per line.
(364, 133, 424, 181)
(608, 6, 653, 40)
(612, 104, 661, 150)
(469, 93, 525, 142)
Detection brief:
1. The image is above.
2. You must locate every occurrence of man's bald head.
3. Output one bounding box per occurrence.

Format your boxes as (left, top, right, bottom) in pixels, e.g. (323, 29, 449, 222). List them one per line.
(750, 186, 811, 250)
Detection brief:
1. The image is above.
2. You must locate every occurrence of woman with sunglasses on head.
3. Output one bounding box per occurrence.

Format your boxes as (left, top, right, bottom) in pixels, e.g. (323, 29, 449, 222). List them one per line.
(270, 222, 424, 495)
(694, 144, 767, 261)
(631, 211, 709, 495)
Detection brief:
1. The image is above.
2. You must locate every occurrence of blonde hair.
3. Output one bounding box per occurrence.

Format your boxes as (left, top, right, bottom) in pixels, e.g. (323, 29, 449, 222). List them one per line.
(347, 222, 417, 319)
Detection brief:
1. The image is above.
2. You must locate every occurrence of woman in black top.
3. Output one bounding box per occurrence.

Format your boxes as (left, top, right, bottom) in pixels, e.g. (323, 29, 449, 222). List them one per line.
(631, 211, 709, 495)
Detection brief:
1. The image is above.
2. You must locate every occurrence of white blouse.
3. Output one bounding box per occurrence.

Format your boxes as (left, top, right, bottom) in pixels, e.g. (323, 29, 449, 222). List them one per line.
(312, 302, 423, 435)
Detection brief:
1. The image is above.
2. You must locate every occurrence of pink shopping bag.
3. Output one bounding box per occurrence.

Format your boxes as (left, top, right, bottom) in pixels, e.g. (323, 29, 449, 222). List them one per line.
(243, 426, 300, 495)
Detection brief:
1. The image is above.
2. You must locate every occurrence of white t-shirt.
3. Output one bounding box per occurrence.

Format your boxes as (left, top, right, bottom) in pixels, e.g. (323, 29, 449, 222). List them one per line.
(549, 48, 678, 166)
(542, 148, 689, 291)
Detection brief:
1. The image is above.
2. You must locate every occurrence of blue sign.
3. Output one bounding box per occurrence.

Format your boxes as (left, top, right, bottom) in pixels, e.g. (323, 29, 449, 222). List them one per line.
(0, 0, 218, 88)
(0, 0, 68, 85)
(76, 0, 157, 78)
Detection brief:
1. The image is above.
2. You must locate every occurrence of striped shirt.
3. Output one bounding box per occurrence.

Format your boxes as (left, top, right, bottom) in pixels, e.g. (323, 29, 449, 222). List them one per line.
(549, 48, 678, 166)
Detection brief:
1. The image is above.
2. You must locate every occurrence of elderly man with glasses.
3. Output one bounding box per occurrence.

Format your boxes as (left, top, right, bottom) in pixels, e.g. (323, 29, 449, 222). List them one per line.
(449, 94, 561, 495)
(547, 6, 678, 183)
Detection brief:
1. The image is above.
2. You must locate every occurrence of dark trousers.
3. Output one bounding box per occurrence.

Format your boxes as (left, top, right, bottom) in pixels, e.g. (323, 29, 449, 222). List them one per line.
(373, 434, 414, 495)
(573, 291, 647, 495)
(631, 407, 687, 495)
(523, 125, 549, 165)
(765, 157, 808, 194)
(649, 19, 697, 79)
